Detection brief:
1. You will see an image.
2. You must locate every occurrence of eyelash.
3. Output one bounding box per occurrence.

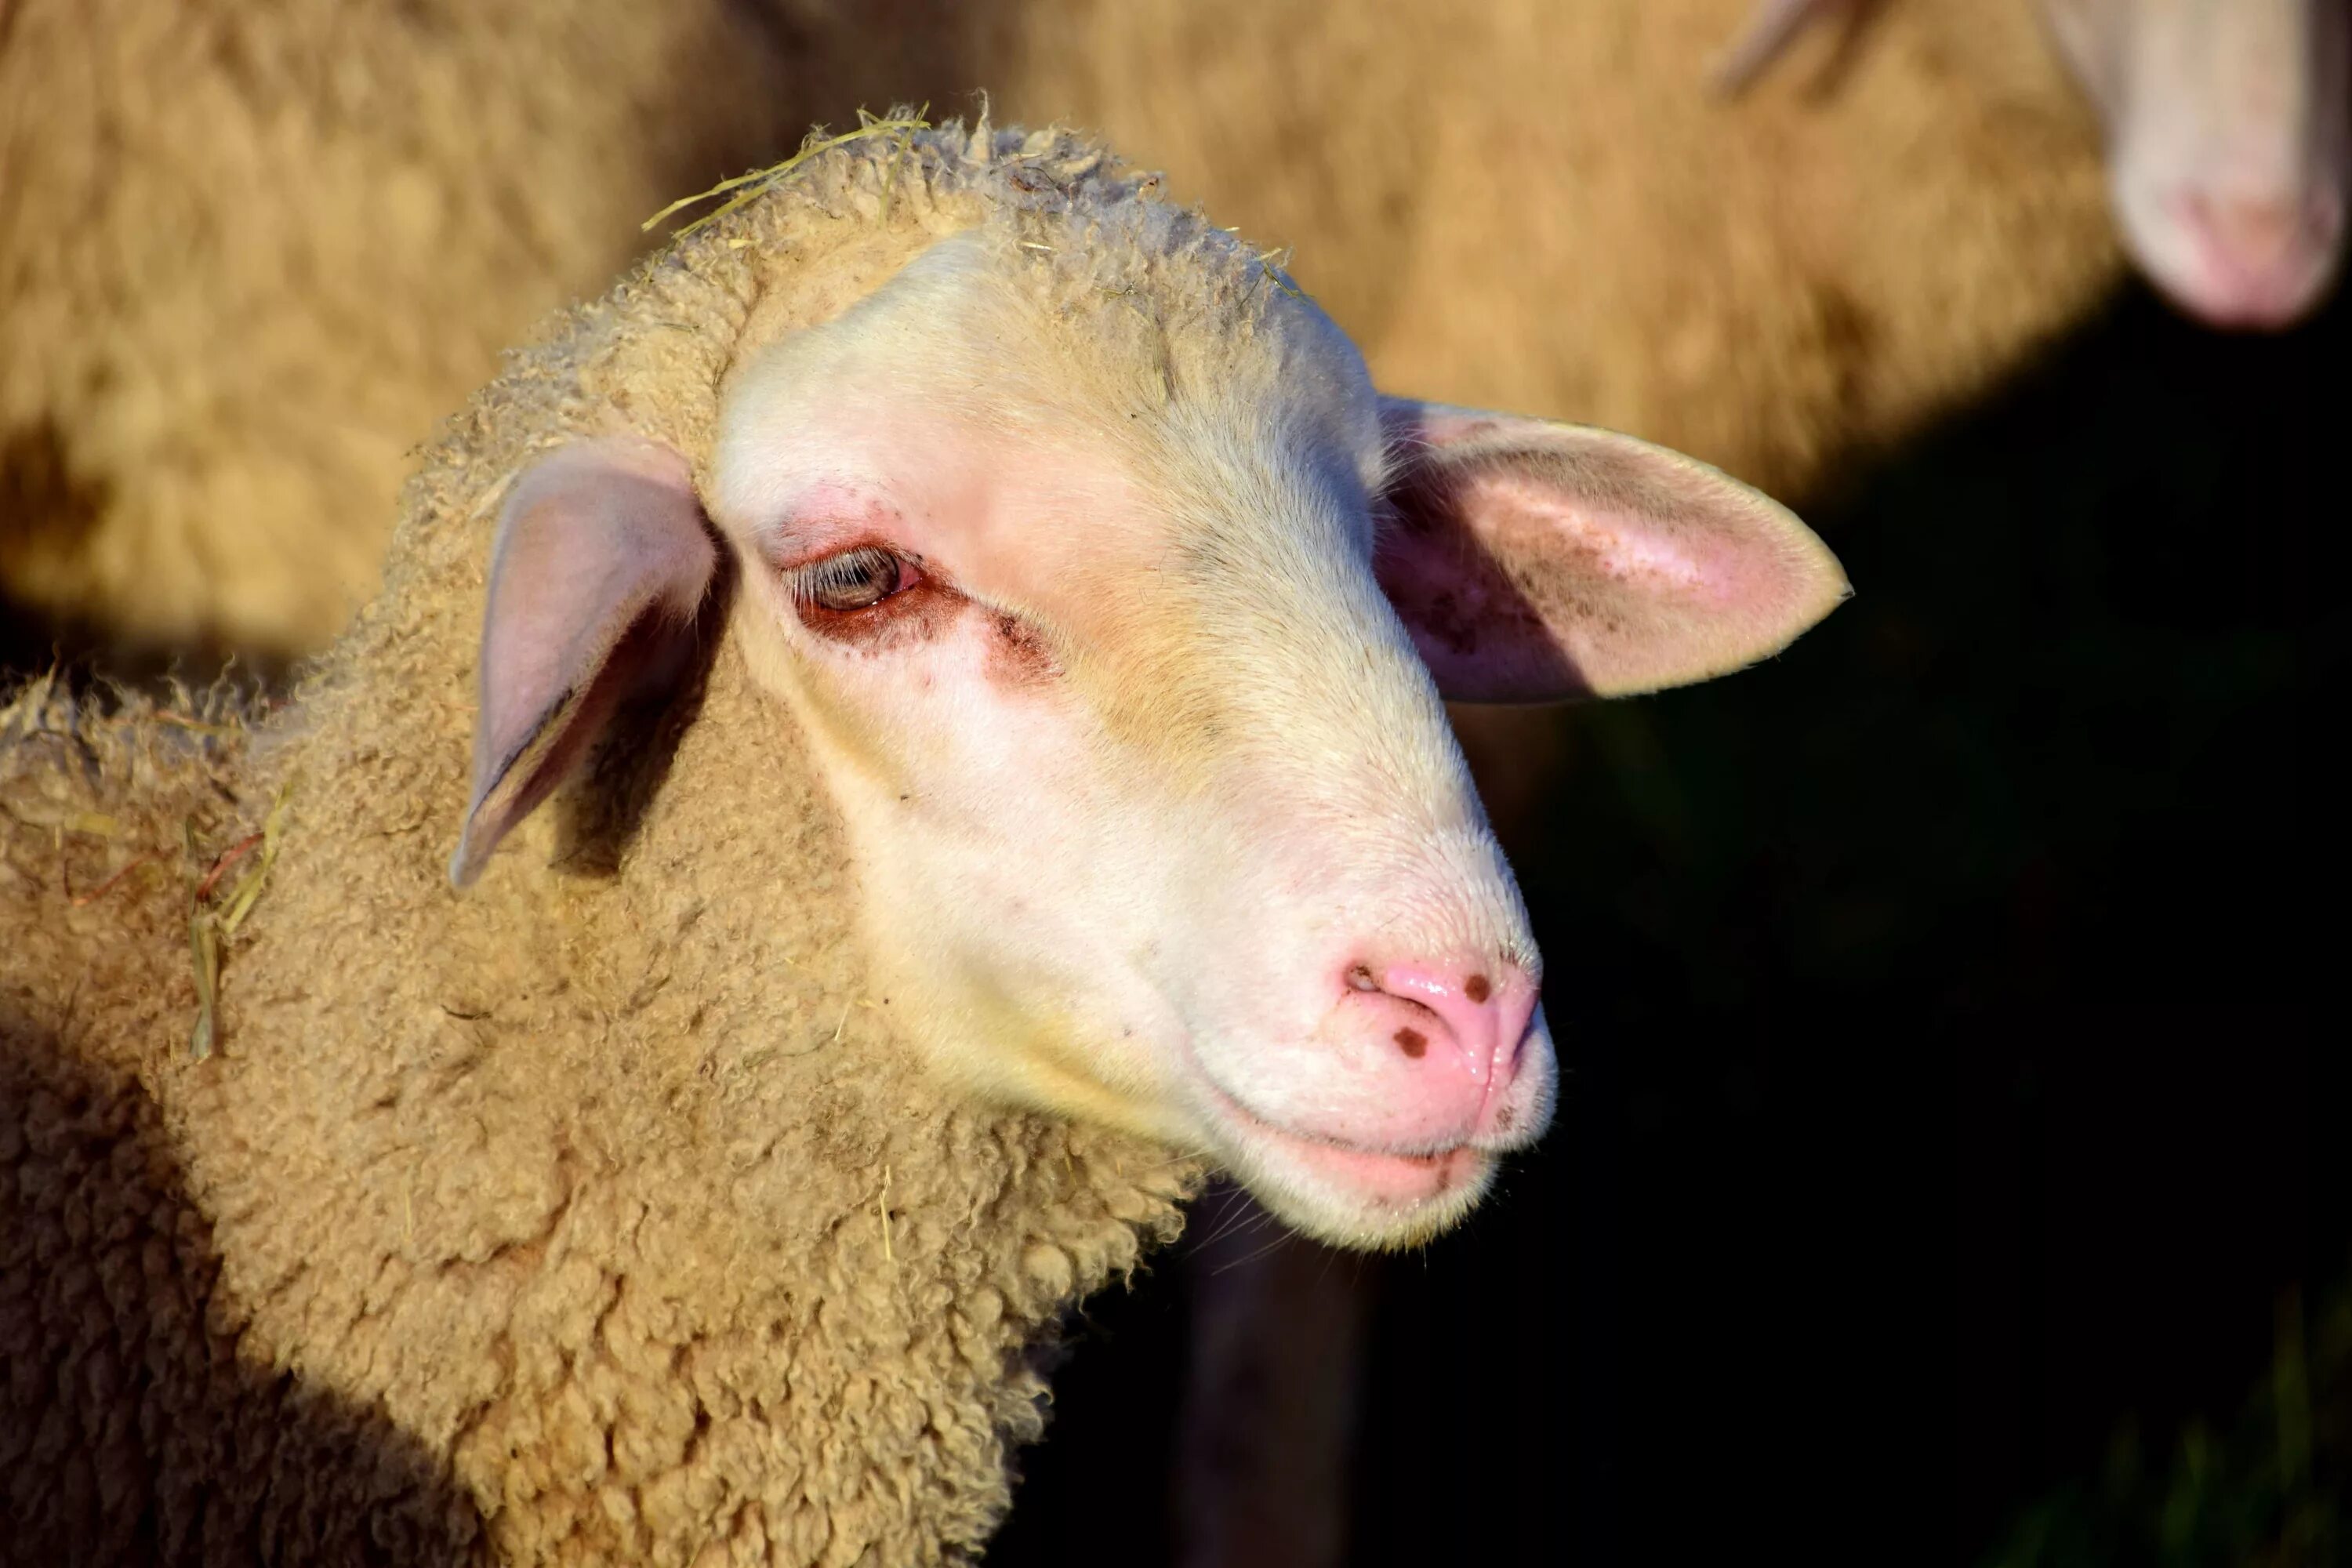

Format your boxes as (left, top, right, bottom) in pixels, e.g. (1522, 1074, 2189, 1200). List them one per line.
(783, 546, 911, 613)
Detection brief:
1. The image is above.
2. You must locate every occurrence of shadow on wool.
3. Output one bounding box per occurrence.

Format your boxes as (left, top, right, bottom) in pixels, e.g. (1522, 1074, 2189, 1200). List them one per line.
(1, 1014, 488, 1568)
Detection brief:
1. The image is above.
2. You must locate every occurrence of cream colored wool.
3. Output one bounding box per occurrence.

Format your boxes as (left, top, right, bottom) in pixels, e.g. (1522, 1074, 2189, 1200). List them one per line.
(7, 0, 2114, 670)
(0, 125, 1206, 1567)
(995, 0, 2120, 503)
(0, 0, 973, 661)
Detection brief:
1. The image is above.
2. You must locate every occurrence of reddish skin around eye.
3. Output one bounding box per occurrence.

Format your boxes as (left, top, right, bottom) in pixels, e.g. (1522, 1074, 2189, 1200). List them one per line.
(791, 553, 960, 649)
(781, 537, 1062, 691)
(985, 611, 1060, 687)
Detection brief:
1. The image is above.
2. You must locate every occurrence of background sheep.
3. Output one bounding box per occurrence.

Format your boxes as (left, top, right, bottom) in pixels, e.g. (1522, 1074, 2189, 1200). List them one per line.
(5, 0, 2338, 675)
(1721, 0, 2349, 330)
(0, 123, 1845, 1564)
(996, 0, 2345, 506)
(0, 0, 963, 664)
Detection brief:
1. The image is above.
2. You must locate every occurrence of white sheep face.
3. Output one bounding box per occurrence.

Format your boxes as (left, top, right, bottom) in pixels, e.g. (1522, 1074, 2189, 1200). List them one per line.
(454, 227, 1848, 1248)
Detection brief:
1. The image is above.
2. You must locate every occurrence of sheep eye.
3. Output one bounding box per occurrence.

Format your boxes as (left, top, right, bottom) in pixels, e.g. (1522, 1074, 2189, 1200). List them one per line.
(793, 546, 905, 613)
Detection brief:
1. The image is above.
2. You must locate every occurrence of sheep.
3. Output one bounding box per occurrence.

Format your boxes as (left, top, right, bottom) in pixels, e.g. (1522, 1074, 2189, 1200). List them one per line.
(0, 0, 971, 665)
(1719, 0, 2350, 331)
(0, 122, 1848, 1566)
(993, 0, 2344, 505)
(6, 3, 2339, 681)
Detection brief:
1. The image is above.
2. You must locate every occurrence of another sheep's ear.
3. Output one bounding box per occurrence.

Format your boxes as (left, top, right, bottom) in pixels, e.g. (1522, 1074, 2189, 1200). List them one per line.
(449, 436, 717, 889)
(1711, 0, 1858, 91)
(1373, 397, 1848, 703)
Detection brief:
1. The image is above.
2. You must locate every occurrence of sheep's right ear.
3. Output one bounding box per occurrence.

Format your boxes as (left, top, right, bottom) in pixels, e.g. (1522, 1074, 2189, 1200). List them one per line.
(449, 436, 717, 889)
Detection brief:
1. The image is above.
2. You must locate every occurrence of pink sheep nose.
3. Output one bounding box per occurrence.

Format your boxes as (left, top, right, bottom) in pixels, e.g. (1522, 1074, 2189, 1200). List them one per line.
(2196, 194, 2307, 269)
(1338, 958, 1540, 1142)
(2168, 188, 2343, 326)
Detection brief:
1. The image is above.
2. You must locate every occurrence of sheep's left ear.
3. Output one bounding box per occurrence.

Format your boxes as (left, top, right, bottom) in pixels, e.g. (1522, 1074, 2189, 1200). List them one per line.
(1374, 397, 1849, 703)
(449, 435, 717, 888)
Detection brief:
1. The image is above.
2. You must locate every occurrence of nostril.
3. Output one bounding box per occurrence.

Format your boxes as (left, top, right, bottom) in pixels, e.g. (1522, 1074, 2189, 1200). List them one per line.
(1368, 960, 1536, 1083)
(1321, 956, 1544, 1141)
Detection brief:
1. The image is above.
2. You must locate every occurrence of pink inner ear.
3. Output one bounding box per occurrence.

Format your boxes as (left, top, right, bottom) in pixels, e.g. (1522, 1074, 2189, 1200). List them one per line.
(1374, 470, 1590, 703)
(1375, 399, 1849, 703)
(1378, 457, 1746, 702)
(449, 437, 717, 888)
(1472, 473, 1730, 597)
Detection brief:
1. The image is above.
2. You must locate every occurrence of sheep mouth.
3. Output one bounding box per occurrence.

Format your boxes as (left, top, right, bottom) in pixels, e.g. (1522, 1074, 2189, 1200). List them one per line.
(1195, 1080, 1497, 1224)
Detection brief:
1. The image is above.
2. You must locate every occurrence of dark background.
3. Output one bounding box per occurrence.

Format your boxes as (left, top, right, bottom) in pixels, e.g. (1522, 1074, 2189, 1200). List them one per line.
(993, 279, 2347, 1566)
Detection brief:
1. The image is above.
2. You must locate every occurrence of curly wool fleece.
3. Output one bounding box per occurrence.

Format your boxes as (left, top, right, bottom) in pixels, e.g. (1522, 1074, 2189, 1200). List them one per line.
(0, 124, 1210, 1567)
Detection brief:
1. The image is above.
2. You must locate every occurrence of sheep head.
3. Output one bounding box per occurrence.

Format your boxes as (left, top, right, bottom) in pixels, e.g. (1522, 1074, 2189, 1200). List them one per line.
(448, 223, 1846, 1250)
(2047, 0, 2348, 327)
(1722, 0, 2350, 329)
